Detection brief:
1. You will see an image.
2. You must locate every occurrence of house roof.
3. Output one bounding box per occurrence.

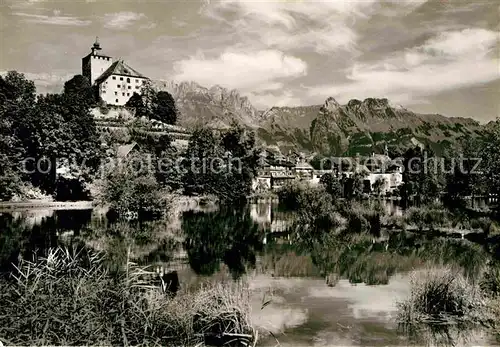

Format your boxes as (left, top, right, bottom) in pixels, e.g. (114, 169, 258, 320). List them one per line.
(117, 142, 138, 158)
(95, 60, 147, 85)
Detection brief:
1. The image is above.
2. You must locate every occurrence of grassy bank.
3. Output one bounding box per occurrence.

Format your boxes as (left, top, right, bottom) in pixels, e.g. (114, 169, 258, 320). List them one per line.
(0, 247, 256, 346)
(397, 267, 490, 325)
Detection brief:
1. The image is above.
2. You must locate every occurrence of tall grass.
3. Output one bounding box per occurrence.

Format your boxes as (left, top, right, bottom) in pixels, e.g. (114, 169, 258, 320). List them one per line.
(0, 246, 256, 346)
(397, 267, 489, 325)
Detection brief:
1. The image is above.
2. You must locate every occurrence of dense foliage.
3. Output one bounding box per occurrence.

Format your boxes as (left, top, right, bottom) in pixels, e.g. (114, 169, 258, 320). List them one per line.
(125, 84, 178, 125)
(182, 123, 259, 204)
(101, 154, 169, 221)
(0, 71, 102, 200)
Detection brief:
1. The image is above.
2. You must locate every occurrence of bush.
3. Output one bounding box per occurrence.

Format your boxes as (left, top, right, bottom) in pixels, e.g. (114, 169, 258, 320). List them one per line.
(275, 180, 302, 208)
(346, 211, 370, 234)
(480, 263, 500, 297)
(397, 267, 487, 324)
(406, 205, 451, 231)
(101, 160, 169, 221)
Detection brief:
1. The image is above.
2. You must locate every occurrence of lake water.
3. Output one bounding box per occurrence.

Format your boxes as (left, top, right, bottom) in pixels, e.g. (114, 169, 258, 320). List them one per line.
(0, 200, 497, 346)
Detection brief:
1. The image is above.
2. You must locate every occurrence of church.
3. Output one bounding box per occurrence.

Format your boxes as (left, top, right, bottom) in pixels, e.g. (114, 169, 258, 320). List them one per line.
(82, 39, 149, 106)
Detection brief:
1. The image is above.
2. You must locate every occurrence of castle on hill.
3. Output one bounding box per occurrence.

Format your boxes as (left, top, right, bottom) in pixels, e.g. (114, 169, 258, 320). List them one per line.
(82, 38, 149, 106)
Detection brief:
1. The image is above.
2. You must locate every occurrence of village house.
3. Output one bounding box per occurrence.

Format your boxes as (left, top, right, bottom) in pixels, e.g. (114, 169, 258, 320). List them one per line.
(82, 39, 149, 106)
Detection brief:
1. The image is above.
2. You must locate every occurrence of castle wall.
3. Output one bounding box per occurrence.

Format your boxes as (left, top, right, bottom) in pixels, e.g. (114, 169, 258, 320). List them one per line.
(99, 74, 147, 106)
(82, 54, 113, 85)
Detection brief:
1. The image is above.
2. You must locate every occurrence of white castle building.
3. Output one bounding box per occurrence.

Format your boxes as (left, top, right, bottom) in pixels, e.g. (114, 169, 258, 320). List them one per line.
(82, 39, 149, 105)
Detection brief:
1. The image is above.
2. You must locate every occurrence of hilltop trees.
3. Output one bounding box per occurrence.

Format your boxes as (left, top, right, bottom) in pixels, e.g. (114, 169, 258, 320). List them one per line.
(125, 92, 146, 117)
(0, 71, 102, 201)
(63, 74, 97, 106)
(152, 91, 177, 124)
(0, 71, 36, 200)
(125, 83, 178, 125)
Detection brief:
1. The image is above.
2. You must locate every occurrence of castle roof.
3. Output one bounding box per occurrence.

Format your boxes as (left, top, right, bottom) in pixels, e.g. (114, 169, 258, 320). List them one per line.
(95, 60, 147, 85)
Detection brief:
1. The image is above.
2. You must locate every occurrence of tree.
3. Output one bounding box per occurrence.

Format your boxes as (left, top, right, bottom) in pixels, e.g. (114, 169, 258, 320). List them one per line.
(0, 71, 102, 200)
(481, 121, 500, 196)
(480, 121, 500, 215)
(182, 124, 259, 204)
(342, 173, 365, 200)
(152, 91, 177, 125)
(20, 93, 102, 194)
(444, 136, 484, 208)
(320, 173, 342, 198)
(219, 122, 259, 203)
(0, 71, 36, 200)
(400, 146, 442, 207)
(63, 75, 97, 106)
(125, 92, 147, 118)
(101, 154, 169, 221)
(183, 127, 222, 197)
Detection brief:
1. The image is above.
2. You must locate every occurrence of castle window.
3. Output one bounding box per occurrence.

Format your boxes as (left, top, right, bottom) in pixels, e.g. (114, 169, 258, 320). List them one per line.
(112, 76, 116, 80)
(115, 92, 117, 96)
(135, 79, 139, 83)
(127, 78, 130, 83)
(117, 85, 120, 88)
(122, 93, 125, 96)
(115, 99, 118, 103)
(135, 86, 139, 89)
(128, 86, 131, 89)
(127, 93, 130, 96)
(120, 77, 123, 81)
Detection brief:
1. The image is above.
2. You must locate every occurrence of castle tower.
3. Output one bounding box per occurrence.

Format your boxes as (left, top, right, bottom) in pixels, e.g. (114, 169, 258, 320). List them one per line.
(82, 37, 113, 85)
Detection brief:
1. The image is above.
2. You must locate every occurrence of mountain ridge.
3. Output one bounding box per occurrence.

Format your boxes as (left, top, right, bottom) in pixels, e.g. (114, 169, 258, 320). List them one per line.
(152, 80, 485, 155)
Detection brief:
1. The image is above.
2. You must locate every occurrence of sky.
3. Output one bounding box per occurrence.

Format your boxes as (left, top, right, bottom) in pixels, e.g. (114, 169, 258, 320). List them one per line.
(0, 0, 499, 122)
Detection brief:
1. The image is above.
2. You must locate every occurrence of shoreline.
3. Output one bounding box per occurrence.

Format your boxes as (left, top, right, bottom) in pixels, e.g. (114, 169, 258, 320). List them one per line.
(0, 200, 94, 212)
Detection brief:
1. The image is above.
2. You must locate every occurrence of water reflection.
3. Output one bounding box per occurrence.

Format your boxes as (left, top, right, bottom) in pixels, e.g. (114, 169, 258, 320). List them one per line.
(400, 322, 491, 346)
(0, 210, 93, 272)
(182, 207, 264, 279)
(0, 201, 498, 346)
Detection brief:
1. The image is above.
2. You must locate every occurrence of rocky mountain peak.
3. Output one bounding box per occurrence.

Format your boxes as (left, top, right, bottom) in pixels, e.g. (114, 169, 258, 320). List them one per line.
(322, 97, 341, 111)
(154, 79, 259, 128)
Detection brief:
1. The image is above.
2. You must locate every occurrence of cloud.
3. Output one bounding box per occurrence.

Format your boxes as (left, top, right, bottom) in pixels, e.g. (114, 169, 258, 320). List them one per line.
(103, 12, 146, 30)
(203, 0, 428, 54)
(306, 28, 500, 104)
(250, 90, 304, 109)
(262, 25, 357, 54)
(173, 49, 307, 92)
(12, 12, 91, 26)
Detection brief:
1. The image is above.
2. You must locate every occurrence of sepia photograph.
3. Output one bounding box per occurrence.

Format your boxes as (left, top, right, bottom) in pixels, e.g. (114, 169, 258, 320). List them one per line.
(0, 0, 499, 346)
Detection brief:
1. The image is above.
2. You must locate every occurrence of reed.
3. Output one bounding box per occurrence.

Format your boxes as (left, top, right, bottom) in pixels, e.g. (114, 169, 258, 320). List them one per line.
(397, 266, 488, 325)
(0, 246, 256, 346)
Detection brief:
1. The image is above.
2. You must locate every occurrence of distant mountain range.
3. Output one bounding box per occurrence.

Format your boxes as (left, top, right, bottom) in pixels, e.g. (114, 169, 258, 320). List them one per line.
(155, 80, 490, 156)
